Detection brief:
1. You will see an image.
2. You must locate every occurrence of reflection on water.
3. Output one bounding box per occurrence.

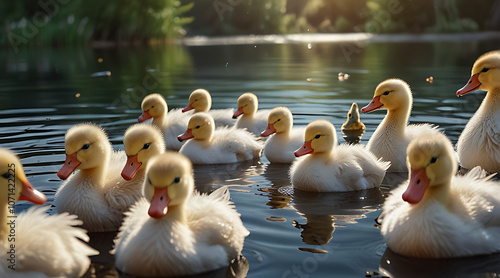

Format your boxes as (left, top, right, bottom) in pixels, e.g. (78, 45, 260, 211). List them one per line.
(380, 248, 500, 278)
(2, 39, 500, 277)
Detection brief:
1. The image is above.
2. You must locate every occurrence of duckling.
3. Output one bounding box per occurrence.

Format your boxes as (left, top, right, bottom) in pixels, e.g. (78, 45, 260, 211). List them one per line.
(138, 93, 189, 151)
(233, 92, 271, 136)
(290, 120, 389, 192)
(341, 102, 365, 144)
(380, 133, 500, 258)
(261, 106, 305, 163)
(178, 113, 263, 164)
(361, 79, 439, 172)
(121, 123, 165, 182)
(455, 50, 500, 173)
(55, 123, 142, 232)
(112, 152, 249, 277)
(182, 89, 235, 127)
(0, 148, 97, 277)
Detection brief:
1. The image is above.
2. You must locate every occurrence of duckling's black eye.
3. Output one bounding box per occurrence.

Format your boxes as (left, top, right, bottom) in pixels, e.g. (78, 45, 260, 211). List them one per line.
(276, 119, 281, 122)
(81, 144, 90, 150)
(143, 143, 150, 149)
(481, 67, 490, 73)
(430, 156, 438, 164)
(195, 125, 201, 129)
(382, 91, 390, 96)
(1, 172, 13, 179)
(151, 105, 155, 109)
(173, 177, 180, 183)
(348, 113, 352, 118)
(314, 134, 321, 139)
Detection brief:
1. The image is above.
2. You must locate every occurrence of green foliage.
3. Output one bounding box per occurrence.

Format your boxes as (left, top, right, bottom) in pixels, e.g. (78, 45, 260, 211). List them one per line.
(1, 0, 193, 47)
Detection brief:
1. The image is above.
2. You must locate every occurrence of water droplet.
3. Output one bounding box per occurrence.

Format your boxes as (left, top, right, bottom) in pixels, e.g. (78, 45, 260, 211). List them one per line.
(307, 43, 312, 50)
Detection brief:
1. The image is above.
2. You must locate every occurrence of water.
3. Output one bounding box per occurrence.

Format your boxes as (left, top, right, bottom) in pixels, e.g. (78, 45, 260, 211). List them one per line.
(1, 38, 500, 277)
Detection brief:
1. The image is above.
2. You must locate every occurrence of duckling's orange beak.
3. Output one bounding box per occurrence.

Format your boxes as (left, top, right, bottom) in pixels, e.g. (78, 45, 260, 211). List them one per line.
(148, 187, 169, 219)
(361, 96, 383, 113)
(261, 123, 276, 137)
(232, 107, 244, 119)
(178, 129, 194, 142)
(138, 110, 152, 122)
(294, 141, 314, 157)
(121, 154, 142, 181)
(18, 174, 47, 205)
(182, 103, 194, 113)
(456, 73, 481, 96)
(57, 152, 81, 180)
(402, 168, 429, 204)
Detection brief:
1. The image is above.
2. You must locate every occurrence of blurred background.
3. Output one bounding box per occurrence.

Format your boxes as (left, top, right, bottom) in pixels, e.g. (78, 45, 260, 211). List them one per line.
(1, 0, 499, 48)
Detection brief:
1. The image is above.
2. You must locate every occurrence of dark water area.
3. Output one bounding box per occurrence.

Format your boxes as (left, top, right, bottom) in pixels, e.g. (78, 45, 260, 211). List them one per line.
(1, 39, 500, 277)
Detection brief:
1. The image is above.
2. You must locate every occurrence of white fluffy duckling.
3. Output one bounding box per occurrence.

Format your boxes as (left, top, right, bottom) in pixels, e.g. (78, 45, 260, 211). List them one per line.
(455, 50, 500, 173)
(261, 106, 305, 163)
(182, 89, 235, 127)
(0, 148, 97, 277)
(178, 113, 263, 164)
(121, 123, 165, 183)
(138, 93, 189, 151)
(112, 152, 249, 277)
(361, 79, 439, 172)
(290, 120, 389, 192)
(380, 133, 500, 258)
(55, 124, 141, 232)
(233, 92, 271, 136)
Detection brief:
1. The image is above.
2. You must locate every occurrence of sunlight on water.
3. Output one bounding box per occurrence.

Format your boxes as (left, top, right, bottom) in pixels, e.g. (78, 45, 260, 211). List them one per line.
(1, 40, 500, 277)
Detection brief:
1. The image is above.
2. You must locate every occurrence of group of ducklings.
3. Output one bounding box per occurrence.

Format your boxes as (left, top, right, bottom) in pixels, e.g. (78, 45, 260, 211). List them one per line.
(2, 50, 500, 277)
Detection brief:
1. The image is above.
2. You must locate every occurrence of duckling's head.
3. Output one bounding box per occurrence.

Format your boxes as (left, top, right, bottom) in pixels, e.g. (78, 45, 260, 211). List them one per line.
(183, 89, 212, 113)
(457, 50, 500, 96)
(139, 93, 167, 122)
(143, 152, 194, 219)
(0, 148, 46, 204)
(294, 120, 337, 157)
(122, 124, 165, 181)
(402, 133, 457, 204)
(261, 106, 293, 137)
(57, 124, 111, 180)
(233, 92, 258, 119)
(178, 112, 215, 142)
(361, 79, 412, 113)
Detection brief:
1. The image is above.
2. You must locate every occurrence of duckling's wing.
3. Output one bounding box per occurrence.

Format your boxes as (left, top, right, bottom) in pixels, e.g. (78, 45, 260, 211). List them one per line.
(187, 187, 249, 259)
(15, 206, 97, 277)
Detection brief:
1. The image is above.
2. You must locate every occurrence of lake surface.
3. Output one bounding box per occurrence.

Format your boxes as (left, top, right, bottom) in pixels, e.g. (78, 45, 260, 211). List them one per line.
(2, 38, 500, 277)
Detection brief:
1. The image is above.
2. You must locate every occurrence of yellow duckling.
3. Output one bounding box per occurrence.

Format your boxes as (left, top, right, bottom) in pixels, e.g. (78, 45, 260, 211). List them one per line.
(121, 123, 165, 181)
(182, 89, 235, 127)
(0, 148, 97, 277)
(381, 132, 500, 258)
(178, 113, 263, 164)
(290, 120, 389, 192)
(233, 92, 271, 136)
(260, 106, 305, 163)
(361, 79, 440, 172)
(113, 152, 249, 276)
(455, 50, 500, 173)
(55, 123, 142, 232)
(341, 102, 365, 144)
(138, 93, 189, 151)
